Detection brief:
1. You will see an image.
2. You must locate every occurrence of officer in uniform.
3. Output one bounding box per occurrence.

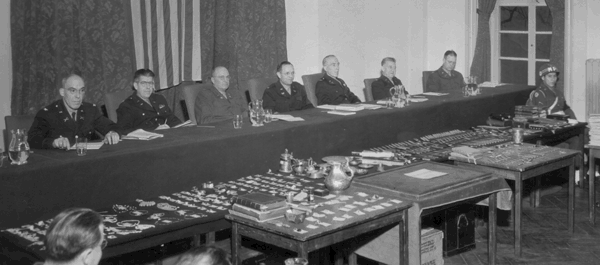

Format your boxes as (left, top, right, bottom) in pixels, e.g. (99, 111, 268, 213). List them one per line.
(426, 50, 465, 92)
(195, 66, 248, 124)
(116, 69, 182, 134)
(28, 74, 121, 149)
(526, 63, 576, 118)
(316, 55, 361, 105)
(371, 57, 409, 100)
(263, 61, 314, 113)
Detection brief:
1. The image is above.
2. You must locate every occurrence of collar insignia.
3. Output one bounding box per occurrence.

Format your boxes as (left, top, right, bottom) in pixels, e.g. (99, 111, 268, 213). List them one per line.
(64, 117, 69, 122)
(159, 104, 165, 109)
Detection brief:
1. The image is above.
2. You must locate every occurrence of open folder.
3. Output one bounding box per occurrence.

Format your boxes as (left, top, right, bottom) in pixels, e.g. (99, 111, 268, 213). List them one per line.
(122, 129, 164, 140)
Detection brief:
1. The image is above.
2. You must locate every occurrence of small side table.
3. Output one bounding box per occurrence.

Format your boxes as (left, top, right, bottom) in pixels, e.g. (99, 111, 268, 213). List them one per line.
(586, 144, 599, 225)
(452, 144, 579, 257)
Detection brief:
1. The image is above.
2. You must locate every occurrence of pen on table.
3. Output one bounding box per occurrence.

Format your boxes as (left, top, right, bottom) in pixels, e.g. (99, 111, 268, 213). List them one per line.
(196, 125, 216, 128)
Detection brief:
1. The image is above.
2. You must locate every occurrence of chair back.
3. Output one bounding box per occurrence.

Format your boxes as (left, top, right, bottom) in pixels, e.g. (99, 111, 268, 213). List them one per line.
(181, 83, 212, 125)
(422, 71, 435, 92)
(4, 115, 35, 151)
(363, 78, 377, 102)
(301, 73, 322, 107)
(244, 77, 277, 102)
(104, 90, 133, 123)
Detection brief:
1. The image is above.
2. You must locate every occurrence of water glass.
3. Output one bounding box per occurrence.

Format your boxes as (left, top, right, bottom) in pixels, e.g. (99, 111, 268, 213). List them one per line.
(285, 257, 308, 265)
(386, 97, 394, 109)
(0, 148, 6, 167)
(233, 115, 243, 129)
(76, 137, 87, 156)
(264, 109, 273, 123)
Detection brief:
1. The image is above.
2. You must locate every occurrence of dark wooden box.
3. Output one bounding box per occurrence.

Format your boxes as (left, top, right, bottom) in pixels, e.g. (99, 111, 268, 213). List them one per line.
(423, 204, 475, 257)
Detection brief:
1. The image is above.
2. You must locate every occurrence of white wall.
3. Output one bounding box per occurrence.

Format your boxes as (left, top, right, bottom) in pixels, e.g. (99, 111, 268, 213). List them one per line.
(0, 0, 11, 151)
(286, 0, 470, 99)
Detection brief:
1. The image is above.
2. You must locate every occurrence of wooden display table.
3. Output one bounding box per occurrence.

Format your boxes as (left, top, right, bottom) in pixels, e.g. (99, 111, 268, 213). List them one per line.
(585, 144, 599, 225)
(225, 183, 412, 265)
(355, 161, 509, 265)
(452, 143, 580, 256)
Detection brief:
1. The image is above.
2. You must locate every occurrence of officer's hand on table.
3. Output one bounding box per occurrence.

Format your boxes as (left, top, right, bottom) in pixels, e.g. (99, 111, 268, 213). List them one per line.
(52, 136, 71, 150)
(104, 131, 120, 145)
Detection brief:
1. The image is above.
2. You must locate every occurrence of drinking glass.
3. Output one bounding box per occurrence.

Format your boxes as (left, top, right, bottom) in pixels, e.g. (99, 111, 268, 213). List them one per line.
(386, 97, 394, 109)
(233, 115, 243, 129)
(76, 137, 87, 156)
(264, 109, 273, 123)
(0, 148, 6, 167)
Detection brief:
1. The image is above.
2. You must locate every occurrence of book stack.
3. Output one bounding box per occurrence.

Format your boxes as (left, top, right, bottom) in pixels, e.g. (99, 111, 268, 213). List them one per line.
(228, 192, 288, 222)
(589, 114, 600, 146)
(514, 105, 543, 119)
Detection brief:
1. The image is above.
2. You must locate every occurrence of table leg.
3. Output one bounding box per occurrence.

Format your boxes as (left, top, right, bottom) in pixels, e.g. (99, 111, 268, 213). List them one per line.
(488, 193, 497, 265)
(231, 223, 240, 265)
(192, 234, 201, 247)
(400, 210, 408, 265)
(589, 149, 596, 225)
(515, 174, 522, 256)
(569, 160, 575, 233)
(578, 131, 585, 188)
(348, 252, 357, 265)
(206, 231, 215, 244)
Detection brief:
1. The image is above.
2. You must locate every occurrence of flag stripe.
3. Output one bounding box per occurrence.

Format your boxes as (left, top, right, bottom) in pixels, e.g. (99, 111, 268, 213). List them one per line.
(184, 0, 194, 81)
(131, 1, 145, 71)
(191, 0, 201, 81)
(168, 0, 179, 85)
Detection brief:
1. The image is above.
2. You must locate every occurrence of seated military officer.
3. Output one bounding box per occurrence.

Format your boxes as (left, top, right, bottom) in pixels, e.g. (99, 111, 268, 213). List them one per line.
(28, 74, 120, 149)
(315, 55, 361, 105)
(526, 63, 576, 118)
(263, 61, 314, 113)
(116, 69, 182, 134)
(426, 50, 465, 92)
(195, 66, 248, 124)
(34, 208, 105, 265)
(371, 57, 409, 100)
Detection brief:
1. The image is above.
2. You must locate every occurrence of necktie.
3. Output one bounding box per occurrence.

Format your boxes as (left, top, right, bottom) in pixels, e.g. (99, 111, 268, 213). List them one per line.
(72, 112, 76, 121)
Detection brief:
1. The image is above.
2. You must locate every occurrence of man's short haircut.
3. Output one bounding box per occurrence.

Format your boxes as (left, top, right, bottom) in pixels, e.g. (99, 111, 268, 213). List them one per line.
(277, 61, 293, 73)
(45, 208, 103, 262)
(211, 66, 227, 77)
(174, 245, 231, 265)
(61, 74, 82, 88)
(444, 50, 457, 58)
(381, 57, 396, 66)
(134, 69, 155, 81)
(322, 55, 337, 66)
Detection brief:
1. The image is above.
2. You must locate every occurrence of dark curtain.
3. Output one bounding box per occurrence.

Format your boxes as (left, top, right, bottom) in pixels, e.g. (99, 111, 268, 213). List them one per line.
(200, 0, 287, 91)
(546, 0, 565, 89)
(11, 0, 135, 115)
(469, 0, 496, 82)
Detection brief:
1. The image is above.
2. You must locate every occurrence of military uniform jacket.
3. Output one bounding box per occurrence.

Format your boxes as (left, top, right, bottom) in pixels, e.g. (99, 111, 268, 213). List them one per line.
(116, 92, 182, 134)
(28, 100, 120, 149)
(371, 75, 407, 100)
(195, 85, 248, 124)
(426, 67, 465, 92)
(316, 74, 361, 105)
(526, 83, 576, 119)
(263, 81, 314, 113)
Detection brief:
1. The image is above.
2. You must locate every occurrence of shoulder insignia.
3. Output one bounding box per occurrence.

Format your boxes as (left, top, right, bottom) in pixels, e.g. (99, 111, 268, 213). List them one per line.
(63, 117, 69, 122)
(534, 92, 539, 97)
(55, 105, 59, 108)
(93, 104, 96, 107)
(59, 111, 63, 114)
(43, 108, 48, 111)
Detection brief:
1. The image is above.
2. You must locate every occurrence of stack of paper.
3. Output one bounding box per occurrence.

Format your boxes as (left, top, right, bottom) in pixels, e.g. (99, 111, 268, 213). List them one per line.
(327, 111, 355, 116)
(69, 141, 104, 150)
(422, 92, 449, 96)
(271, 114, 304, 122)
(317, 104, 365, 112)
(122, 129, 164, 140)
(479, 82, 507, 88)
(589, 114, 600, 145)
(359, 104, 383, 110)
(172, 120, 194, 128)
(404, 169, 447, 179)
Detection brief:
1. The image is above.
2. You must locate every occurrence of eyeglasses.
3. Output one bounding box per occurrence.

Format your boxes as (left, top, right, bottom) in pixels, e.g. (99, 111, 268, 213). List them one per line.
(99, 239, 107, 250)
(137, 81, 155, 86)
(66, 88, 86, 95)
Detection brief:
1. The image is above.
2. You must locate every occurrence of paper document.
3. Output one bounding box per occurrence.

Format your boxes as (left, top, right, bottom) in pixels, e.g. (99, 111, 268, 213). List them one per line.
(422, 92, 449, 96)
(172, 120, 194, 128)
(69, 141, 104, 150)
(327, 111, 355, 116)
(317, 104, 364, 112)
(404, 169, 448, 179)
(357, 151, 394, 158)
(122, 129, 164, 140)
(479, 82, 507, 88)
(358, 104, 383, 110)
(271, 114, 304, 122)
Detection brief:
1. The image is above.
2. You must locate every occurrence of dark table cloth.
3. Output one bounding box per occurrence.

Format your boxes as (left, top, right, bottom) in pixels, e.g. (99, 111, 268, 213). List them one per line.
(0, 85, 533, 228)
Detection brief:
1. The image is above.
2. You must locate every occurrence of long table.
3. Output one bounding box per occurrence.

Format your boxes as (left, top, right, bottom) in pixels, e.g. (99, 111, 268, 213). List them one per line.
(0, 85, 533, 228)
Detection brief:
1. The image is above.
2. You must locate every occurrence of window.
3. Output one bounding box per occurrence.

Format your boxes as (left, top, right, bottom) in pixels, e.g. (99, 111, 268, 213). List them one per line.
(491, 0, 552, 85)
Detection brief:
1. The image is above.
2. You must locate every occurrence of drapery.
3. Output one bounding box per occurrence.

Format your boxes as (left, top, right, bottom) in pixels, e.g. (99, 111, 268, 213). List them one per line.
(546, 0, 565, 89)
(469, 0, 497, 82)
(11, 0, 135, 115)
(129, 0, 202, 90)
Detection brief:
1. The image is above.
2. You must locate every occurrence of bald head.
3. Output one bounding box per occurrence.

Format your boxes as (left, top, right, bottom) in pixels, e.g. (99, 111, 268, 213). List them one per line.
(59, 74, 86, 111)
(211, 66, 230, 92)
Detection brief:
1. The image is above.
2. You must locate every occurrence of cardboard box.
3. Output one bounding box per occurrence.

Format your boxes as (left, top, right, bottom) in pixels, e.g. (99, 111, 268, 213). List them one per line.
(354, 227, 444, 265)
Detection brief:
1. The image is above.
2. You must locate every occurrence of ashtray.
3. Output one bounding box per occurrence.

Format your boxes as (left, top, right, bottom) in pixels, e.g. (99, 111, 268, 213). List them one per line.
(353, 168, 368, 175)
(285, 209, 307, 224)
(358, 164, 374, 169)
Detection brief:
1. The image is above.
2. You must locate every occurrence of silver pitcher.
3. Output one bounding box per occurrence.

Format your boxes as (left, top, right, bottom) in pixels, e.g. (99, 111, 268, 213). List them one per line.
(324, 158, 355, 194)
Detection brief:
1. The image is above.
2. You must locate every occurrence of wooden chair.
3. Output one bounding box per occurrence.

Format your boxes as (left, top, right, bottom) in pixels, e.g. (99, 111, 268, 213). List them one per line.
(422, 71, 435, 92)
(181, 83, 212, 125)
(363, 78, 378, 102)
(104, 90, 133, 123)
(4, 115, 35, 151)
(301, 73, 322, 107)
(243, 77, 277, 102)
